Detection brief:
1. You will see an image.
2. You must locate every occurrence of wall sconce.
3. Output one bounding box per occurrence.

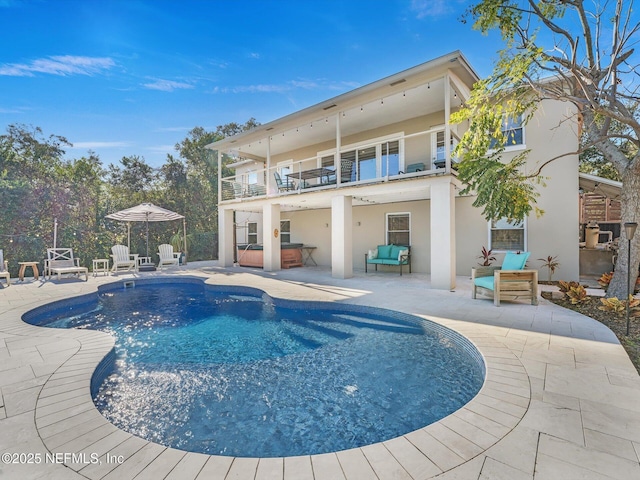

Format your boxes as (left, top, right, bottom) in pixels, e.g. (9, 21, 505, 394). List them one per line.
(356, 221, 361, 226)
(325, 223, 329, 228)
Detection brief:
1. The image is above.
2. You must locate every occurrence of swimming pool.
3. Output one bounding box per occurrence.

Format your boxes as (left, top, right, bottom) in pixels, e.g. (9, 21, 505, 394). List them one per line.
(25, 278, 485, 458)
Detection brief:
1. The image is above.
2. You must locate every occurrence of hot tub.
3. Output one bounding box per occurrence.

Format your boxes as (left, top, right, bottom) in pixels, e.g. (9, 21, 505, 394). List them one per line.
(237, 243, 304, 268)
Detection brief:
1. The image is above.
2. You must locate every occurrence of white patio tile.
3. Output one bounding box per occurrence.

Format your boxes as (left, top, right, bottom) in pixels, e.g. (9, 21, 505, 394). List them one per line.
(404, 428, 465, 472)
(310, 452, 346, 480)
(167, 452, 212, 480)
(283, 455, 313, 480)
(538, 433, 640, 479)
(519, 399, 584, 444)
(223, 457, 260, 480)
(255, 456, 284, 480)
(101, 442, 166, 480)
(479, 457, 533, 480)
(78, 435, 148, 479)
(336, 448, 378, 480)
(382, 436, 441, 479)
(193, 455, 236, 480)
(584, 428, 640, 463)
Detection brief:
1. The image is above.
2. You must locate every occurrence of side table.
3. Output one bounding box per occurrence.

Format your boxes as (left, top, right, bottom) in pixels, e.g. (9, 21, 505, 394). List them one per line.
(92, 258, 110, 276)
(18, 261, 40, 281)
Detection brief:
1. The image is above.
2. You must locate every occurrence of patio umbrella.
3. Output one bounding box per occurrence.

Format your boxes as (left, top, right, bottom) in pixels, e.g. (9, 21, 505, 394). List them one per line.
(105, 203, 187, 263)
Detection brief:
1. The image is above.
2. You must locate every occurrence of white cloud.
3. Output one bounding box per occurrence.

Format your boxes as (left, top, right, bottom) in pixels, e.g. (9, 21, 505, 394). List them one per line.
(410, 0, 459, 19)
(215, 78, 360, 95)
(146, 144, 176, 153)
(0, 55, 116, 77)
(71, 141, 133, 149)
(142, 79, 194, 92)
(248, 52, 261, 59)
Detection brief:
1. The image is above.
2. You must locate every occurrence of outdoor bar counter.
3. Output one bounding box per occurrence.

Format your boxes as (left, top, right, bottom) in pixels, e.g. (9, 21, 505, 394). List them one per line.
(237, 243, 304, 268)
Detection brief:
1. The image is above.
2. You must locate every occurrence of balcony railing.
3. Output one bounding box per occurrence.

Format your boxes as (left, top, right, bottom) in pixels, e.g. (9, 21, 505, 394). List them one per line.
(220, 127, 459, 202)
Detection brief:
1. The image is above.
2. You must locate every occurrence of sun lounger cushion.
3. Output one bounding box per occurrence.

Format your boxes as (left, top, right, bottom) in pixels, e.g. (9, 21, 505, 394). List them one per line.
(501, 252, 530, 270)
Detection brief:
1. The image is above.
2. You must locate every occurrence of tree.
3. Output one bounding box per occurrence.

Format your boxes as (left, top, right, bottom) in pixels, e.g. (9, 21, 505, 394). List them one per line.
(453, 0, 640, 298)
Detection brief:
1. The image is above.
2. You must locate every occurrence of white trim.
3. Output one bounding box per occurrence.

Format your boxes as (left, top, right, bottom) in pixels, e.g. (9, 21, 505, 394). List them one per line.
(488, 217, 527, 252)
(386, 212, 412, 246)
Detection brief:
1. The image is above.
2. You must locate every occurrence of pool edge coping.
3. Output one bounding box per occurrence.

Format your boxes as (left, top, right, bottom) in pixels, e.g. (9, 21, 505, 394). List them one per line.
(23, 274, 531, 479)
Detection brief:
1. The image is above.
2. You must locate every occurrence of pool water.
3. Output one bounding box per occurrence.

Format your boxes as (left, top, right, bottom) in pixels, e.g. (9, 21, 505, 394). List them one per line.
(27, 280, 485, 458)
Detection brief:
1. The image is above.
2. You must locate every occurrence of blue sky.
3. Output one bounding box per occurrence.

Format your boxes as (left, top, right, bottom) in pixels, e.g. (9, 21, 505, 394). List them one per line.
(0, 0, 502, 168)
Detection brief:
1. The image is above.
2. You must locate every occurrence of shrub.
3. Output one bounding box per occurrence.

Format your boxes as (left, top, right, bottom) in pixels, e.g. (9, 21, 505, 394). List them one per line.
(478, 246, 496, 266)
(558, 280, 580, 294)
(598, 271, 614, 291)
(538, 255, 560, 282)
(566, 285, 588, 304)
(598, 295, 640, 317)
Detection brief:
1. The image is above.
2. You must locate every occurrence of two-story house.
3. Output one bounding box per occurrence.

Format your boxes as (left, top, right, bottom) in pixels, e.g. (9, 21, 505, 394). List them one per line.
(207, 51, 579, 289)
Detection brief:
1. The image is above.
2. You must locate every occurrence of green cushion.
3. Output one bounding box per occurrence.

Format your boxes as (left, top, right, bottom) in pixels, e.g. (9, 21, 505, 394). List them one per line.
(390, 245, 403, 260)
(377, 244, 393, 259)
(501, 252, 530, 270)
(380, 259, 400, 265)
(474, 276, 495, 291)
(367, 259, 384, 264)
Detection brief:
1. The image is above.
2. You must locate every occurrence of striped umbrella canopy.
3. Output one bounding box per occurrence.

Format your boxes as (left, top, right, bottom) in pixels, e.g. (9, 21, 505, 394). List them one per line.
(105, 203, 186, 261)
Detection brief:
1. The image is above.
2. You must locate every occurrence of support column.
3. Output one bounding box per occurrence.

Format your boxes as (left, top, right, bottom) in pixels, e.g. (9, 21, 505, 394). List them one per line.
(430, 178, 456, 289)
(219, 207, 235, 267)
(331, 195, 353, 279)
(263, 203, 281, 271)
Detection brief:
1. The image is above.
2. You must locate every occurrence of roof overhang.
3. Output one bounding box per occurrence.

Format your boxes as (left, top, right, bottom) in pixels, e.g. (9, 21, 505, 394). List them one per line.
(206, 51, 479, 158)
(579, 172, 621, 200)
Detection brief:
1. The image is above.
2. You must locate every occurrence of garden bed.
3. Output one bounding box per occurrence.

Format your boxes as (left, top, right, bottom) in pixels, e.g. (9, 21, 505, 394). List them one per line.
(542, 290, 640, 373)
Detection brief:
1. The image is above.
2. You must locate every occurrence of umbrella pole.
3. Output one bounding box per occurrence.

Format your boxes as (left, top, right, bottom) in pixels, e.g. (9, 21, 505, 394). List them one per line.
(127, 223, 131, 250)
(183, 218, 187, 265)
(146, 214, 150, 259)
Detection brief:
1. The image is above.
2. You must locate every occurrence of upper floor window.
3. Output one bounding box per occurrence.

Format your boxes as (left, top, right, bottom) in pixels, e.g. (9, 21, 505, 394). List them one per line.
(490, 114, 525, 150)
(489, 218, 526, 251)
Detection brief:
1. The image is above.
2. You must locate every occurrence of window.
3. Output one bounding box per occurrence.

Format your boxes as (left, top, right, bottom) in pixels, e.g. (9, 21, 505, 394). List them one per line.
(490, 218, 525, 251)
(386, 213, 410, 245)
(490, 114, 524, 149)
(431, 130, 457, 168)
(247, 222, 258, 244)
(280, 220, 291, 244)
(320, 155, 335, 169)
(381, 141, 400, 176)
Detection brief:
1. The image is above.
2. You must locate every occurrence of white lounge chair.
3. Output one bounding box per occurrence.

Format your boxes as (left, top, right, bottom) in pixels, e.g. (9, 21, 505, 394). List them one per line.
(157, 244, 180, 270)
(111, 245, 138, 272)
(46, 248, 88, 281)
(0, 249, 10, 286)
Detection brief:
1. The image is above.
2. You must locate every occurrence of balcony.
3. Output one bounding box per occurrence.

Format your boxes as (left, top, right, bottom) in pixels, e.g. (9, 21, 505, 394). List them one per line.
(220, 126, 459, 203)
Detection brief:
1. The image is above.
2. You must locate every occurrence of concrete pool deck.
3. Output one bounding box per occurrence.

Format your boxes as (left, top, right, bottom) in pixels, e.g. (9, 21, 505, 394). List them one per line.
(1, 262, 639, 479)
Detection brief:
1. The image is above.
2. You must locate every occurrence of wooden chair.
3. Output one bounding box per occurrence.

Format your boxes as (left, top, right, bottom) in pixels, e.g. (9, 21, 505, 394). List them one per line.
(111, 245, 138, 273)
(157, 244, 180, 270)
(45, 248, 88, 281)
(0, 249, 10, 286)
(472, 252, 538, 306)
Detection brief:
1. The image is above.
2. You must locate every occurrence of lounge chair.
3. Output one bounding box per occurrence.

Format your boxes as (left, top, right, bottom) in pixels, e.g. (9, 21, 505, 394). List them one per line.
(111, 245, 138, 273)
(46, 248, 88, 281)
(472, 252, 538, 306)
(0, 249, 10, 286)
(157, 244, 180, 270)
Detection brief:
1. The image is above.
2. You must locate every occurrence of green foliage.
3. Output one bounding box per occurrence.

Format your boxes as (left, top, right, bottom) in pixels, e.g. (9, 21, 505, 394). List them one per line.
(454, 0, 640, 234)
(0, 120, 258, 275)
(455, 150, 543, 221)
(566, 285, 588, 305)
